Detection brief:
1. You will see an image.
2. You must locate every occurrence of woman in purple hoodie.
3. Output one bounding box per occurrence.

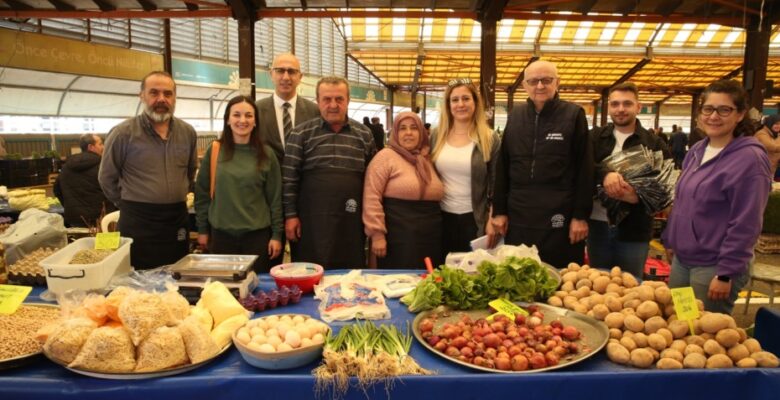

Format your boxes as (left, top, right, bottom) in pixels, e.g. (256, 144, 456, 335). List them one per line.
(663, 80, 772, 314)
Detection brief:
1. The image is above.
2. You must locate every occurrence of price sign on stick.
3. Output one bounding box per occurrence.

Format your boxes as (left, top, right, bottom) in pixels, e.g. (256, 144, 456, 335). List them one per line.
(671, 287, 700, 335)
(95, 232, 120, 250)
(0, 285, 32, 315)
(488, 298, 528, 322)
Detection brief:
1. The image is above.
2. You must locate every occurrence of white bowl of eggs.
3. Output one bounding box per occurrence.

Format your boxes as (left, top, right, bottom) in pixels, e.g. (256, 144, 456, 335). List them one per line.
(232, 314, 330, 370)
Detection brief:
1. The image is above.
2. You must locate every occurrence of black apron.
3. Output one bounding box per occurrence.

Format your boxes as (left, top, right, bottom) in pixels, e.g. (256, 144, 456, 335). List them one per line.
(290, 169, 365, 269)
(379, 198, 442, 269)
(119, 200, 189, 269)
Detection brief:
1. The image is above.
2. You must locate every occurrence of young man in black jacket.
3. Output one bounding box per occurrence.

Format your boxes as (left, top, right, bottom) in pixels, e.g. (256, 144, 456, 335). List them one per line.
(588, 82, 670, 277)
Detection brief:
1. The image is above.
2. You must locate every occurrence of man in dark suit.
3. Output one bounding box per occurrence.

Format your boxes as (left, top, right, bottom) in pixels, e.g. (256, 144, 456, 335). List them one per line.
(256, 53, 319, 164)
(256, 53, 319, 266)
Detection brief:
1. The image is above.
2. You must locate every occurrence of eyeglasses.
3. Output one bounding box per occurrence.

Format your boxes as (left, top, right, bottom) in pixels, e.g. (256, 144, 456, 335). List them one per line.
(272, 67, 300, 76)
(525, 77, 556, 86)
(448, 78, 473, 87)
(700, 105, 736, 117)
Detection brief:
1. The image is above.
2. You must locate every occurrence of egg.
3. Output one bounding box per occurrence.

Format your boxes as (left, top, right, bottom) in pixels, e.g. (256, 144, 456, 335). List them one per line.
(266, 328, 279, 339)
(247, 342, 264, 353)
(301, 338, 313, 348)
(296, 326, 313, 340)
(255, 319, 269, 330)
(276, 323, 291, 338)
(245, 320, 257, 329)
(292, 315, 306, 325)
(236, 331, 251, 345)
(267, 335, 283, 347)
(237, 327, 250, 337)
(280, 315, 293, 324)
(251, 335, 267, 345)
(250, 327, 264, 337)
(285, 330, 302, 348)
(312, 333, 324, 344)
(265, 315, 279, 325)
(258, 343, 276, 353)
(277, 342, 293, 352)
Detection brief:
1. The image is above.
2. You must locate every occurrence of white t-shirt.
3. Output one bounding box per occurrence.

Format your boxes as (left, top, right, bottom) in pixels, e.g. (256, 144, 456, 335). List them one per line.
(591, 129, 635, 222)
(273, 93, 298, 146)
(701, 144, 724, 164)
(436, 141, 475, 214)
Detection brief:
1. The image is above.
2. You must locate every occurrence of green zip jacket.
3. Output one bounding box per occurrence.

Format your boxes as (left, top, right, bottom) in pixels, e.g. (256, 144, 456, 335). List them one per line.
(194, 143, 283, 241)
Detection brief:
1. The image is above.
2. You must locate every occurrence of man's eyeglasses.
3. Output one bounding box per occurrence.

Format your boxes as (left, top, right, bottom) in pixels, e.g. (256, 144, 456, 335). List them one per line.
(272, 67, 300, 76)
(525, 77, 556, 86)
(448, 78, 473, 87)
(700, 105, 736, 117)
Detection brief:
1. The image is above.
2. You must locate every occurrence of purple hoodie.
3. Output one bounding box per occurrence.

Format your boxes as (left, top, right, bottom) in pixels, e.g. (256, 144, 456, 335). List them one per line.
(662, 135, 771, 277)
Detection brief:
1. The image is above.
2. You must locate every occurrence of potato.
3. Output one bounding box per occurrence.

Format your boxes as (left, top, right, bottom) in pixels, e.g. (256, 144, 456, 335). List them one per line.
(567, 262, 581, 271)
(715, 329, 741, 349)
(699, 313, 730, 334)
(637, 301, 661, 320)
(670, 340, 688, 353)
(592, 304, 610, 321)
(684, 344, 705, 356)
(621, 291, 639, 302)
(562, 271, 579, 283)
(736, 357, 758, 368)
(624, 315, 645, 333)
(611, 276, 624, 285)
(668, 320, 690, 339)
(632, 332, 649, 348)
(593, 276, 611, 294)
(736, 328, 748, 344)
(727, 344, 750, 363)
(573, 303, 589, 314)
(609, 328, 623, 339)
(683, 352, 707, 368)
(643, 316, 667, 334)
(660, 348, 685, 363)
(622, 272, 639, 288)
(561, 281, 575, 292)
(637, 286, 656, 303)
(588, 270, 602, 282)
(554, 290, 568, 298)
(657, 358, 683, 369)
(706, 354, 734, 369)
(576, 279, 593, 290)
(619, 336, 638, 351)
(621, 308, 636, 316)
(610, 266, 622, 277)
(653, 286, 672, 305)
(563, 296, 579, 309)
(609, 338, 620, 345)
(589, 293, 606, 306)
(685, 335, 706, 347)
(547, 297, 564, 307)
(586, 310, 595, 318)
(646, 347, 661, 361)
(621, 330, 635, 339)
(696, 299, 705, 312)
(624, 299, 641, 310)
(605, 312, 625, 329)
(743, 338, 762, 354)
(656, 328, 674, 347)
(630, 348, 655, 368)
(606, 283, 623, 295)
(751, 351, 780, 368)
(664, 304, 677, 319)
(647, 333, 668, 351)
(703, 339, 726, 356)
(700, 332, 715, 341)
(605, 296, 623, 312)
(607, 343, 631, 365)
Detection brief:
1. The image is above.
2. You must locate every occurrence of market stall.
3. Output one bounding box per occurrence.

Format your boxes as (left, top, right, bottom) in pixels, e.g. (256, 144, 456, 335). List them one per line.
(1, 271, 779, 400)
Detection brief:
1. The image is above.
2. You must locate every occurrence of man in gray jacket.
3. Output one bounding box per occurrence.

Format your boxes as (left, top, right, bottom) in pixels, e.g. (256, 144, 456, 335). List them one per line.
(99, 71, 197, 269)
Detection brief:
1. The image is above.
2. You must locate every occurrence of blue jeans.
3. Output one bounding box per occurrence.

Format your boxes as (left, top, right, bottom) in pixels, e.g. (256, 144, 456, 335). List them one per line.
(668, 256, 750, 315)
(587, 220, 649, 278)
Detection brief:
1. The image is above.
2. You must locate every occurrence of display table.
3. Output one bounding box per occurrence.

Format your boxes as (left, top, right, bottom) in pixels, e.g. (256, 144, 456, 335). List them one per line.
(2, 270, 779, 400)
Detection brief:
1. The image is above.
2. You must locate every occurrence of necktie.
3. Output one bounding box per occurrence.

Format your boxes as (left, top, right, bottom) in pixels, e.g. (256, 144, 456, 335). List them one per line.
(282, 102, 292, 139)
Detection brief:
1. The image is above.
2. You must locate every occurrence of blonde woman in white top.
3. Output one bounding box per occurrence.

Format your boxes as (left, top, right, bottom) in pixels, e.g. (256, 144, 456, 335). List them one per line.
(430, 78, 501, 260)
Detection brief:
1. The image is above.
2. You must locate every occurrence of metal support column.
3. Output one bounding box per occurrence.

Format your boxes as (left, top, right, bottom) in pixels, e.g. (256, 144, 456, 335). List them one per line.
(690, 92, 701, 134)
(600, 88, 609, 127)
(479, 18, 497, 128)
(743, 16, 771, 112)
(163, 19, 172, 73)
(237, 18, 256, 100)
(591, 100, 598, 128)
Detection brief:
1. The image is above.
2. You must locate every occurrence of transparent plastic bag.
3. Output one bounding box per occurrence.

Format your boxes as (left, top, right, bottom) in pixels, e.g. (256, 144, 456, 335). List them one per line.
(0, 209, 67, 265)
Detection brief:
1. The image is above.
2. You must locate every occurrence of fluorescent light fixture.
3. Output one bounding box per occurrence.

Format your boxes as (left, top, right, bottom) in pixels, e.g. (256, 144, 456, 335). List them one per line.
(721, 28, 742, 48)
(548, 20, 567, 44)
(622, 22, 644, 46)
(671, 23, 696, 47)
(574, 21, 593, 45)
(696, 24, 719, 47)
(523, 20, 541, 44)
(598, 22, 619, 45)
(652, 23, 670, 46)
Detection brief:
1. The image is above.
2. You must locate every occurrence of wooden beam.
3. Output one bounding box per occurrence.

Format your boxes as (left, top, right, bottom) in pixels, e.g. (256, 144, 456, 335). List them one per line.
(654, 0, 683, 16)
(612, 57, 652, 86)
(226, 0, 253, 19)
(509, 56, 540, 93)
(0, 9, 230, 18)
(615, 0, 638, 15)
(576, 0, 597, 15)
(709, 0, 762, 16)
(184, 2, 199, 11)
(136, 0, 157, 12)
(47, 0, 75, 12)
(91, 0, 116, 12)
(501, 11, 741, 26)
(4, 0, 33, 11)
(721, 65, 743, 80)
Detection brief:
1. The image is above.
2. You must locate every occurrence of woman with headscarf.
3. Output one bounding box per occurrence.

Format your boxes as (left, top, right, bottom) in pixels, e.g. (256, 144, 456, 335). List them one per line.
(755, 114, 780, 175)
(363, 111, 444, 269)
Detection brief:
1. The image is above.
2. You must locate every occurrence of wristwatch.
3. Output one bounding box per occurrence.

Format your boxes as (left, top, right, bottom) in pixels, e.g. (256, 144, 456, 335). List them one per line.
(716, 275, 731, 283)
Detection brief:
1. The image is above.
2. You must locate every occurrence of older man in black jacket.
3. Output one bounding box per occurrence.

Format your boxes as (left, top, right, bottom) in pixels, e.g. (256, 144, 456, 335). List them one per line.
(587, 82, 670, 277)
(54, 134, 116, 227)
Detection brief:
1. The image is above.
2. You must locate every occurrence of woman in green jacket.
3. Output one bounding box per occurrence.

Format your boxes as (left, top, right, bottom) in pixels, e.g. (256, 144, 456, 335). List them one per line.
(194, 95, 283, 273)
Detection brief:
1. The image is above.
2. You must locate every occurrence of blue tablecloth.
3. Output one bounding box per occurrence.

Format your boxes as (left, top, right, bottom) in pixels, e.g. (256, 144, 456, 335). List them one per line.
(2, 270, 779, 400)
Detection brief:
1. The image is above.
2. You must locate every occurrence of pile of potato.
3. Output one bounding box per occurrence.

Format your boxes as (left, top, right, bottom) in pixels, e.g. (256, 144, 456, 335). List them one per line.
(548, 263, 779, 369)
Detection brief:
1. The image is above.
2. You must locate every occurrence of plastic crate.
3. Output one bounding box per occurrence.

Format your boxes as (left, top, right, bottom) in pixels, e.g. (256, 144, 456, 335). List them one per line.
(40, 237, 132, 295)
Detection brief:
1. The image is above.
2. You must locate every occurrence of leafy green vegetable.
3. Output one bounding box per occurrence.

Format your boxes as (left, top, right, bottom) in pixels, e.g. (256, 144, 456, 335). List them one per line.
(400, 256, 559, 312)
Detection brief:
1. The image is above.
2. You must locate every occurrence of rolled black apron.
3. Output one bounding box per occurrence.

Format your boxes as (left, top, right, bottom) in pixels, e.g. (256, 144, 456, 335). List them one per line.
(290, 169, 366, 269)
(118, 200, 189, 269)
(380, 198, 442, 269)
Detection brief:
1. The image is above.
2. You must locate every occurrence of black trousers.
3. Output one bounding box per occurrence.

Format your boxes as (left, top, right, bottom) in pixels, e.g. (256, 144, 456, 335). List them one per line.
(210, 227, 273, 274)
(441, 211, 478, 261)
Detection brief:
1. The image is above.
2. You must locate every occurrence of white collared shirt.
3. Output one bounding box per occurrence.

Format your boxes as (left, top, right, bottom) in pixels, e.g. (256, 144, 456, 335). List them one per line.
(273, 93, 298, 146)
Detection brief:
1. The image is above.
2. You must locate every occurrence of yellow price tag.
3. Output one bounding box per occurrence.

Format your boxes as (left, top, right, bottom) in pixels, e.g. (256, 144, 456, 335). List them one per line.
(671, 287, 700, 335)
(487, 298, 528, 321)
(0, 285, 33, 315)
(95, 232, 120, 250)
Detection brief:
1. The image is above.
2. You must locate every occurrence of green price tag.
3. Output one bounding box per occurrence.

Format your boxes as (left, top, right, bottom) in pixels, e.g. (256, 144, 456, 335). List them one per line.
(95, 232, 120, 250)
(0, 285, 33, 315)
(671, 287, 700, 335)
(487, 298, 528, 321)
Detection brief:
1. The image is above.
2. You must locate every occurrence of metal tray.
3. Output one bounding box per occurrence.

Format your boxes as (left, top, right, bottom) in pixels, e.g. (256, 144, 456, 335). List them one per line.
(44, 343, 232, 380)
(169, 254, 257, 281)
(412, 302, 608, 373)
(0, 303, 60, 371)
